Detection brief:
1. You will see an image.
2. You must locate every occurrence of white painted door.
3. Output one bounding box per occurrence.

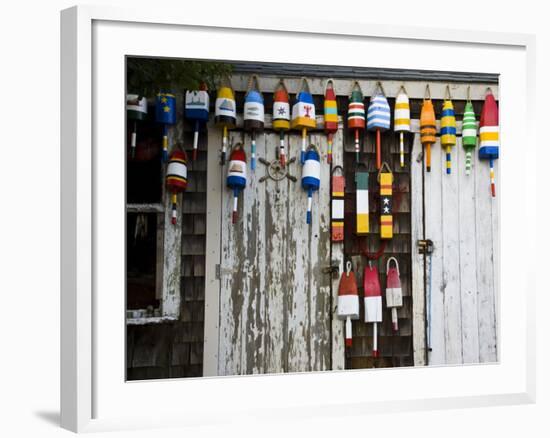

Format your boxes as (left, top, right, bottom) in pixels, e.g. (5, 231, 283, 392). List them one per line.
(411, 120, 499, 366)
(215, 128, 336, 376)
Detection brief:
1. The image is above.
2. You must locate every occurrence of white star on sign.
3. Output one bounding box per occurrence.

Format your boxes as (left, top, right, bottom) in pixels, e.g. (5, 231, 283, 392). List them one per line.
(383, 207, 390, 213)
(383, 197, 390, 205)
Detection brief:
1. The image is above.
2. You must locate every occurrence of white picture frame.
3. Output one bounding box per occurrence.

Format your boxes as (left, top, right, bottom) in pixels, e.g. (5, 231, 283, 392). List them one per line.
(60, 5, 536, 433)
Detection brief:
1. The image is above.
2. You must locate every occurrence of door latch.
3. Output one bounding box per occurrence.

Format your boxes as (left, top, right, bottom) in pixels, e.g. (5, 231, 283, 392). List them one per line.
(417, 239, 434, 255)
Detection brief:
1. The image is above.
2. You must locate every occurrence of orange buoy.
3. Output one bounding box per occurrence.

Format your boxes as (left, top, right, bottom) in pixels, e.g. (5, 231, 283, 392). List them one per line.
(420, 85, 436, 172)
(272, 80, 290, 166)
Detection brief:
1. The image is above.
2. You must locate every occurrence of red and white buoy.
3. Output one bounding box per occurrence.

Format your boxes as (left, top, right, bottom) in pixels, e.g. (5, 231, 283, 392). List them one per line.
(385, 257, 403, 332)
(337, 261, 360, 348)
(166, 150, 188, 225)
(364, 263, 382, 357)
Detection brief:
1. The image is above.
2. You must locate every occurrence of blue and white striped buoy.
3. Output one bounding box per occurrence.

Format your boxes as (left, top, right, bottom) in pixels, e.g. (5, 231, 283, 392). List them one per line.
(367, 87, 391, 170)
(301, 146, 321, 224)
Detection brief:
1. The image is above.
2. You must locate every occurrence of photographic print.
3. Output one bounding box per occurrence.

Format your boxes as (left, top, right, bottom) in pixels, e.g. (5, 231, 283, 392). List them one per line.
(125, 57, 499, 380)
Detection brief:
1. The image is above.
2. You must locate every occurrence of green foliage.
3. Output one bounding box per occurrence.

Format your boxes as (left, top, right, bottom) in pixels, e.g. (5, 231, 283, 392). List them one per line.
(127, 57, 233, 96)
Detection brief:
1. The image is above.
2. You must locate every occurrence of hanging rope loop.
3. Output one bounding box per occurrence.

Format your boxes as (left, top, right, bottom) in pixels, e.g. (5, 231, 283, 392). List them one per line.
(246, 74, 260, 95)
(386, 257, 400, 275)
(346, 260, 352, 276)
(467, 85, 471, 102)
(331, 165, 344, 176)
(444, 84, 452, 100)
(424, 84, 431, 101)
(377, 161, 393, 182)
(398, 84, 408, 95)
(375, 80, 387, 96)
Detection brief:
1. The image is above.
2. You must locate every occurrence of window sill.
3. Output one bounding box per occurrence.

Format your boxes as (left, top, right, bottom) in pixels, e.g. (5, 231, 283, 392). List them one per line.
(126, 316, 178, 325)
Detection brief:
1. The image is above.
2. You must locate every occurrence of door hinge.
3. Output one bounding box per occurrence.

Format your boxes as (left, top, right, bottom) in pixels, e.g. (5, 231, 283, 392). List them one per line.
(417, 239, 434, 255)
(322, 262, 340, 277)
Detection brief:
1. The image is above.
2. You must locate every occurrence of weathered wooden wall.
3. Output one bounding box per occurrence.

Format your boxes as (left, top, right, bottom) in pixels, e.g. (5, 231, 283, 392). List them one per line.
(410, 111, 499, 366)
(217, 129, 333, 375)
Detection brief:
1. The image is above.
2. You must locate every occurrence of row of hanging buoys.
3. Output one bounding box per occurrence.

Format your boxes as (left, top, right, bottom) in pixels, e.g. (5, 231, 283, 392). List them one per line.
(243, 75, 264, 171)
(155, 92, 176, 162)
(166, 149, 188, 225)
(367, 82, 391, 170)
(394, 87, 410, 168)
(292, 77, 317, 164)
(226, 144, 247, 224)
(347, 81, 366, 163)
(337, 258, 403, 352)
(126, 94, 148, 159)
(301, 145, 321, 224)
(324, 80, 338, 164)
(479, 88, 499, 197)
(440, 85, 457, 174)
(214, 78, 237, 165)
(420, 85, 436, 173)
(272, 80, 290, 166)
(185, 82, 210, 161)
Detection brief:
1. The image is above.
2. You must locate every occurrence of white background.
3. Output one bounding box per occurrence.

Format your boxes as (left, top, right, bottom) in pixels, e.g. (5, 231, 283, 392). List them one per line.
(0, 1, 546, 437)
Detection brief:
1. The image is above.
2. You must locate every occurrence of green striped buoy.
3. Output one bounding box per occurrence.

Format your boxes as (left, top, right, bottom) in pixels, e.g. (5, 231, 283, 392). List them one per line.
(462, 101, 477, 175)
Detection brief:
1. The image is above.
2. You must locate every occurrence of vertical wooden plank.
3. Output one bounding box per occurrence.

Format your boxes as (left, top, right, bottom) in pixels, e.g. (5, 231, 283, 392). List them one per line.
(218, 130, 245, 376)
(475, 145, 498, 362)
(331, 123, 346, 370)
(161, 125, 182, 318)
(287, 133, 312, 372)
(308, 133, 331, 371)
(440, 139, 463, 364)
(203, 121, 222, 376)
(456, 137, 480, 363)
(263, 132, 290, 373)
(425, 137, 445, 365)
(410, 131, 426, 366)
(241, 132, 267, 374)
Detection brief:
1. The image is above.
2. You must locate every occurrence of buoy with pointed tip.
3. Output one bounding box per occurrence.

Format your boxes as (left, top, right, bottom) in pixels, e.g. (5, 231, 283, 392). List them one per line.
(166, 150, 188, 225)
(367, 83, 391, 170)
(479, 88, 499, 197)
(347, 82, 365, 163)
(226, 144, 247, 224)
(292, 78, 317, 164)
(462, 96, 477, 176)
(243, 75, 264, 171)
(273, 80, 290, 166)
(386, 257, 403, 332)
(301, 145, 321, 224)
(394, 87, 410, 168)
(127, 94, 148, 159)
(338, 261, 360, 348)
(364, 264, 382, 358)
(324, 80, 338, 164)
(420, 86, 436, 172)
(440, 86, 457, 174)
(155, 92, 176, 162)
(185, 82, 210, 161)
(215, 80, 237, 166)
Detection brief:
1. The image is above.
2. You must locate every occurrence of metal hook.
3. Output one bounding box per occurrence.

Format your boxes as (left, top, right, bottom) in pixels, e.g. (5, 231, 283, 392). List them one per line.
(346, 261, 352, 276)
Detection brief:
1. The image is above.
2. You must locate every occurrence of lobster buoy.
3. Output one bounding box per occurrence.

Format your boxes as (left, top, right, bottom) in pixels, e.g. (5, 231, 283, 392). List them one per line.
(155, 92, 176, 162)
(379, 162, 393, 239)
(127, 94, 147, 159)
(394, 86, 410, 168)
(331, 166, 345, 242)
(301, 145, 321, 224)
(215, 80, 237, 166)
(292, 77, 316, 164)
(226, 144, 247, 224)
(367, 82, 391, 170)
(348, 81, 365, 163)
(166, 150, 188, 225)
(185, 82, 210, 161)
(324, 80, 338, 164)
(440, 86, 457, 174)
(364, 264, 382, 358)
(273, 80, 290, 166)
(386, 257, 403, 332)
(462, 91, 477, 176)
(479, 88, 499, 197)
(420, 85, 436, 172)
(243, 75, 264, 171)
(337, 261, 360, 348)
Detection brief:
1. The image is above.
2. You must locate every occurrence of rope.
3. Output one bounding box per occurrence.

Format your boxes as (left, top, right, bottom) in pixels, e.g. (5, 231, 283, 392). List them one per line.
(444, 84, 452, 100)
